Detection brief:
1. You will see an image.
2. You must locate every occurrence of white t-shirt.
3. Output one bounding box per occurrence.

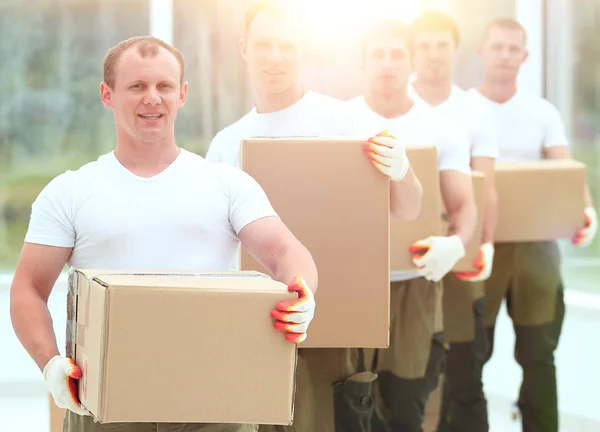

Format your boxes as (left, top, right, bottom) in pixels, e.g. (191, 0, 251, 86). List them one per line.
(409, 84, 499, 159)
(24, 148, 277, 271)
(467, 88, 569, 161)
(344, 96, 472, 281)
(205, 91, 347, 167)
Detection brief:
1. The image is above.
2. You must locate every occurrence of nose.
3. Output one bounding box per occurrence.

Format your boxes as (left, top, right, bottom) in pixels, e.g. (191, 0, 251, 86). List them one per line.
(143, 86, 161, 106)
(267, 44, 284, 62)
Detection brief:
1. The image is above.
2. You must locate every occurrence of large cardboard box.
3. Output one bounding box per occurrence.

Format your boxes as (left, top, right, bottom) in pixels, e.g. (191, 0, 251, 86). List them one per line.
(49, 394, 66, 432)
(441, 171, 487, 273)
(390, 146, 444, 272)
(240, 137, 390, 349)
(66, 269, 297, 425)
(494, 160, 586, 242)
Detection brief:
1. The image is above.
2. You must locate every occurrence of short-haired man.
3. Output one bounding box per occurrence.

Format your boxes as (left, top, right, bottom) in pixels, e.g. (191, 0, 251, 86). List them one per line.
(408, 11, 500, 432)
(10, 35, 319, 432)
(470, 18, 597, 432)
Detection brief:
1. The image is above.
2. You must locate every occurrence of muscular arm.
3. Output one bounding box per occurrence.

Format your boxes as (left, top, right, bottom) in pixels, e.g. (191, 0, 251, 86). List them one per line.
(390, 165, 423, 221)
(10, 244, 72, 371)
(238, 216, 318, 293)
(471, 156, 497, 243)
(440, 170, 477, 247)
(544, 145, 593, 207)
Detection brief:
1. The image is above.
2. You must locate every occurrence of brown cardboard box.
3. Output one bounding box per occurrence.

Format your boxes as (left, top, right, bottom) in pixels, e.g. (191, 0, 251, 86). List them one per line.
(49, 394, 66, 432)
(67, 269, 297, 424)
(240, 137, 390, 348)
(494, 160, 586, 242)
(441, 171, 487, 273)
(390, 145, 443, 272)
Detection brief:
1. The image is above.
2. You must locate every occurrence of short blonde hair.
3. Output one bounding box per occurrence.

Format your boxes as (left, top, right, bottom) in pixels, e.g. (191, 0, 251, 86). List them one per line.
(483, 18, 527, 44)
(103, 36, 185, 88)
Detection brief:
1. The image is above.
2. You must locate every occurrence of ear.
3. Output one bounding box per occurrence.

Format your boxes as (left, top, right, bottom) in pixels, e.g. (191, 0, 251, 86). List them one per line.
(178, 81, 189, 107)
(475, 43, 483, 58)
(100, 81, 113, 108)
(521, 48, 529, 64)
(240, 37, 248, 61)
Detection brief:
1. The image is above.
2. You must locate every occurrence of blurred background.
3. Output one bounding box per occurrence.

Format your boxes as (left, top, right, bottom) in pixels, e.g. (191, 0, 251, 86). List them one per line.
(1, 0, 599, 430)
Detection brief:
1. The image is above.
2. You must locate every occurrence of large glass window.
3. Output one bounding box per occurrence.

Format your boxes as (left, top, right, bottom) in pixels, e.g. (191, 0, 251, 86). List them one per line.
(0, 0, 150, 272)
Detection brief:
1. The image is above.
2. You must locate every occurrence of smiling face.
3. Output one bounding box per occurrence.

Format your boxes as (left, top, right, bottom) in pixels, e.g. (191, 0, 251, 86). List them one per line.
(100, 44, 188, 145)
(240, 11, 302, 97)
(412, 30, 457, 84)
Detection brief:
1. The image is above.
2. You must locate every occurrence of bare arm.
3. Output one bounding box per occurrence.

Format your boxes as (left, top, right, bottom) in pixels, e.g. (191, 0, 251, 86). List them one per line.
(390, 165, 423, 221)
(440, 170, 477, 247)
(471, 157, 498, 243)
(238, 216, 318, 293)
(10, 244, 72, 371)
(544, 145, 593, 207)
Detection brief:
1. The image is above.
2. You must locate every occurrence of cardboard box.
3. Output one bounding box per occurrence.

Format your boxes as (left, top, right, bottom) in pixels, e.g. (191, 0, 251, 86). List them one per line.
(390, 146, 444, 272)
(49, 394, 66, 432)
(239, 137, 390, 349)
(441, 171, 487, 273)
(494, 160, 586, 242)
(66, 269, 297, 424)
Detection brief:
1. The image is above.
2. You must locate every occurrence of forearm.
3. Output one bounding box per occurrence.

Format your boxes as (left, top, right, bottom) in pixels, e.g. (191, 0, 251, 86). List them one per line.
(481, 187, 498, 244)
(390, 166, 423, 221)
(448, 199, 477, 247)
(272, 243, 318, 294)
(585, 183, 593, 208)
(10, 289, 60, 372)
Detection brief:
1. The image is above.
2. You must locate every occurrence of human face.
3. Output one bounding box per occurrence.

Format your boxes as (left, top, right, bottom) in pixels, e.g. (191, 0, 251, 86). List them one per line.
(412, 30, 456, 84)
(240, 12, 302, 96)
(364, 37, 412, 96)
(478, 26, 528, 83)
(100, 46, 187, 144)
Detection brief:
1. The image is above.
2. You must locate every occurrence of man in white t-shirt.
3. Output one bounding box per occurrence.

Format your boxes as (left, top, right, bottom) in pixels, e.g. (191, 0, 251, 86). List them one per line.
(470, 19, 597, 432)
(9, 36, 319, 432)
(408, 11, 500, 432)
(206, 2, 424, 432)
(344, 20, 476, 432)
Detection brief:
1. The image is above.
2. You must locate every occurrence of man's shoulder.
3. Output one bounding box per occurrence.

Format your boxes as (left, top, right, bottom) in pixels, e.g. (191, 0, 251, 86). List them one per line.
(211, 109, 256, 143)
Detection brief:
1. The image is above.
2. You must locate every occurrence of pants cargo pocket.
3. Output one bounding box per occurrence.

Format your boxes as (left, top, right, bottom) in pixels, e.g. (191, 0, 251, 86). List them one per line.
(333, 371, 378, 432)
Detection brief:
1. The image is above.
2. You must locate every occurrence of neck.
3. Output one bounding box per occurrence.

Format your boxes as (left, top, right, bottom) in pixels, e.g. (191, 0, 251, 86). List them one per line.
(254, 83, 305, 113)
(365, 89, 413, 118)
(413, 79, 452, 106)
(477, 78, 517, 103)
(114, 133, 181, 178)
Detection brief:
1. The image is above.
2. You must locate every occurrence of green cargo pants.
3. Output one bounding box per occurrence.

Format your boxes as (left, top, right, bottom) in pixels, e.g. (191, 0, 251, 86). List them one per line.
(365, 278, 446, 432)
(259, 347, 377, 432)
(436, 274, 489, 432)
(483, 241, 565, 432)
(62, 410, 258, 431)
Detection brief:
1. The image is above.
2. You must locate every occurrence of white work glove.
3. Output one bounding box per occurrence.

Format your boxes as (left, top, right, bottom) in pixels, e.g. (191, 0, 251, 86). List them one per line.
(43, 355, 89, 416)
(455, 242, 495, 282)
(363, 129, 410, 181)
(271, 277, 316, 344)
(409, 235, 466, 282)
(572, 207, 597, 248)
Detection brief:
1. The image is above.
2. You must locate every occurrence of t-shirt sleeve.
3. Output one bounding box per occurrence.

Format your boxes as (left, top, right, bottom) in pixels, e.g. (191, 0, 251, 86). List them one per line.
(471, 106, 500, 159)
(435, 118, 472, 174)
(543, 103, 570, 148)
(220, 165, 278, 235)
(24, 173, 76, 247)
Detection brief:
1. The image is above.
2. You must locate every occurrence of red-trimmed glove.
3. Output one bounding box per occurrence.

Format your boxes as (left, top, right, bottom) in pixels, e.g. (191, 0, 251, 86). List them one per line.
(44, 355, 89, 416)
(409, 235, 466, 282)
(455, 242, 495, 282)
(572, 207, 597, 248)
(271, 277, 316, 344)
(363, 129, 410, 181)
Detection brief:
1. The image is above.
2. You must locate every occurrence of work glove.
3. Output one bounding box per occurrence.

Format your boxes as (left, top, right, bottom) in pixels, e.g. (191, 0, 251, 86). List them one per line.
(455, 242, 495, 282)
(409, 235, 466, 282)
(363, 129, 410, 181)
(271, 277, 316, 344)
(43, 355, 89, 416)
(572, 207, 597, 248)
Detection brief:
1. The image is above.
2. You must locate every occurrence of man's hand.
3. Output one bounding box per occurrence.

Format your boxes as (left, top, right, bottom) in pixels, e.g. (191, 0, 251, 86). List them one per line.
(572, 207, 597, 248)
(409, 235, 466, 282)
(455, 242, 495, 282)
(363, 129, 410, 181)
(271, 277, 316, 344)
(44, 355, 89, 416)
